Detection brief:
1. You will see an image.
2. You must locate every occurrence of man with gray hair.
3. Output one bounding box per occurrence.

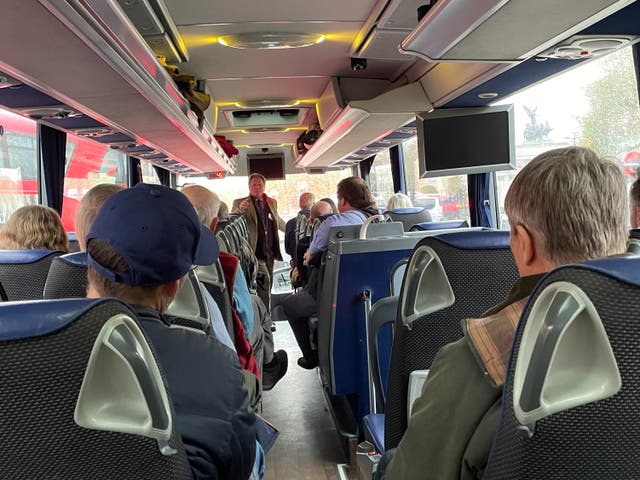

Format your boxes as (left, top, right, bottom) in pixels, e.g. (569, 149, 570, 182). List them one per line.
(376, 147, 629, 479)
(75, 183, 124, 251)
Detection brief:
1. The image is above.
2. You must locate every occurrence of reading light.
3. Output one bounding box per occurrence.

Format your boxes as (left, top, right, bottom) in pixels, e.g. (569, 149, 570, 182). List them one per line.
(478, 92, 499, 99)
(218, 33, 325, 50)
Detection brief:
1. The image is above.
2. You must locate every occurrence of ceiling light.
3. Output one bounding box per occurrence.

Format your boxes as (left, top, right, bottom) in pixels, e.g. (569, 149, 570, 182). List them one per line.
(477, 92, 499, 99)
(234, 99, 301, 109)
(218, 33, 325, 50)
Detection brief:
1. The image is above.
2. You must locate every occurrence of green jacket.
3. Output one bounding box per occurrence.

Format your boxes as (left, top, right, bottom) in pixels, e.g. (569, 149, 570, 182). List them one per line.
(384, 274, 544, 480)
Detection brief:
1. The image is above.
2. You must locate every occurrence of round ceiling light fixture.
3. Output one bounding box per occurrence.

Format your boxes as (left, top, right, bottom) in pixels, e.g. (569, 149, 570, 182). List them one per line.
(218, 33, 325, 50)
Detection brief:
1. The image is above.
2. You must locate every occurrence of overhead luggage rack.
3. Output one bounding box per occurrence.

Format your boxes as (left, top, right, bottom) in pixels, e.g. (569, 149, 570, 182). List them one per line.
(0, 0, 234, 174)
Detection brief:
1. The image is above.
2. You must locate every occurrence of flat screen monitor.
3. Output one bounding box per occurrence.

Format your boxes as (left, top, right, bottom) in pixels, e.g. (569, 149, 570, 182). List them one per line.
(417, 104, 515, 178)
(247, 154, 285, 180)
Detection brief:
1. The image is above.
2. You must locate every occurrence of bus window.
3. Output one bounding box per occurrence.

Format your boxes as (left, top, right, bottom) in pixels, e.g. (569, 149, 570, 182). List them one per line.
(495, 46, 640, 230)
(0, 108, 38, 223)
(368, 149, 394, 209)
(140, 160, 162, 185)
(61, 132, 127, 231)
(402, 137, 470, 222)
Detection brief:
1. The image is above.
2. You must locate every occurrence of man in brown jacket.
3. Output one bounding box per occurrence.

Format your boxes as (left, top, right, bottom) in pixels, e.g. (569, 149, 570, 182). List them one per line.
(232, 173, 286, 310)
(377, 147, 629, 479)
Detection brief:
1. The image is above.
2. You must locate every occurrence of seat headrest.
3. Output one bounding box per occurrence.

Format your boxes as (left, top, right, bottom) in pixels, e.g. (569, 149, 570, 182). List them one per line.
(0, 249, 62, 264)
(435, 230, 510, 250)
(58, 251, 88, 267)
(411, 220, 469, 231)
(0, 298, 132, 341)
(388, 207, 427, 215)
(67, 232, 77, 241)
(553, 256, 640, 287)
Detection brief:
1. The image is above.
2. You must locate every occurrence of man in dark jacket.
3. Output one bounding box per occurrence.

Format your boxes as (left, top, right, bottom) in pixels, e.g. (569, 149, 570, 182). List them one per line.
(377, 147, 629, 479)
(85, 183, 256, 480)
(284, 192, 315, 260)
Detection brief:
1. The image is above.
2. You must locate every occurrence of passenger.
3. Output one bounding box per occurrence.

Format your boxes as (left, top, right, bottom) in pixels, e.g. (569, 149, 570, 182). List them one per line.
(284, 177, 378, 369)
(386, 192, 413, 210)
(285, 192, 315, 260)
(319, 196, 338, 213)
(376, 147, 628, 480)
(232, 173, 286, 311)
(85, 183, 256, 480)
(0, 205, 68, 252)
(219, 200, 230, 221)
(75, 183, 124, 251)
(311, 200, 335, 220)
(182, 184, 288, 391)
(629, 175, 640, 229)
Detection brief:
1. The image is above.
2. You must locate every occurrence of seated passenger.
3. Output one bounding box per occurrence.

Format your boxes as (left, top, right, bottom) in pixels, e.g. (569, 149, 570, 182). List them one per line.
(630, 175, 640, 233)
(386, 192, 413, 211)
(284, 177, 378, 369)
(319, 196, 338, 214)
(182, 184, 288, 391)
(75, 184, 124, 251)
(0, 205, 68, 252)
(85, 183, 256, 480)
(218, 201, 230, 221)
(285, 192, 315, 261)
(376, 147, 628, 479)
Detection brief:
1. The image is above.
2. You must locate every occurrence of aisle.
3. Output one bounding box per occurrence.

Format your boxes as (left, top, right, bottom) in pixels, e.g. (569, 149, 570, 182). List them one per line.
(261, 322, 350, 480)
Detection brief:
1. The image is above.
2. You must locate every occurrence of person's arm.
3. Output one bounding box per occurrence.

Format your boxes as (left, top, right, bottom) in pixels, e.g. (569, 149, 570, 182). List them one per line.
(233, 197, 250, 214)
(308, 219, 332, 254)
(383, 338, 501, 479)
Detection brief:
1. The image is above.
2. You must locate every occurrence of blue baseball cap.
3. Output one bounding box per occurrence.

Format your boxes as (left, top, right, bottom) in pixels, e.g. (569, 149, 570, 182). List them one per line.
(86, 183, 219, 286)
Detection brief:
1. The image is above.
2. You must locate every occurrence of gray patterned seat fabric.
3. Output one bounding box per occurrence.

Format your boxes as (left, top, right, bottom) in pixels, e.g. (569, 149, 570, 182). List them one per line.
(43, 252, 88, 299)
(385, 231, 519, 449)
(0, 298, 192, 479)
(0, 249, 64, 301)
(485, 258, 640, 479)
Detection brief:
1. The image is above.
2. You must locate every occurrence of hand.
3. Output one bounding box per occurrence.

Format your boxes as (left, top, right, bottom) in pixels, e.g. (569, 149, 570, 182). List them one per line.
(239, 198, 249, 212)
(303, 249, 312, 266)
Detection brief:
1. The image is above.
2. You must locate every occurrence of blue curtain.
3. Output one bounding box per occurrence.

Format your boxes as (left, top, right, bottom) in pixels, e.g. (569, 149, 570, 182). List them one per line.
(39, 124, 66, 215)
(128, 156, 142, 187)
(467, 173, 493, 228)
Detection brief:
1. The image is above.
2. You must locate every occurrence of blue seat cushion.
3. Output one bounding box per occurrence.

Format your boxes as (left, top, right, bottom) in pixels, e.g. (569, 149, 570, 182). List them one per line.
(363, 413, 385, 453)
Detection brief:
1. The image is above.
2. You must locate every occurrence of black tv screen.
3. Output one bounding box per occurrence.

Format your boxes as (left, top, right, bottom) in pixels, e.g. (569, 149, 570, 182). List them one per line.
(417, 104, 515, 178)
(247, 154, 285, 180)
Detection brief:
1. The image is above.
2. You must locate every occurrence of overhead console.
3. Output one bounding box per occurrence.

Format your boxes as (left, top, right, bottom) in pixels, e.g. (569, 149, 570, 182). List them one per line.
(0, 0, 234, 175)
(296, 78, 432, 168)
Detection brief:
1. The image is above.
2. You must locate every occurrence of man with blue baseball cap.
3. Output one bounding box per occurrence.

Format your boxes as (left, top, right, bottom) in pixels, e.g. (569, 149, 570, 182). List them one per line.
(86, 183, 256, 480)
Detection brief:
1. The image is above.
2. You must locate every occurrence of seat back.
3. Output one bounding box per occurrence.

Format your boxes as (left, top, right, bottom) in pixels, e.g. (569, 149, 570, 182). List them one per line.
(485, 257, 640, 479)
(44, 253, 211, 333)
(67, 232, 81, 253)
(44, 252, 88, 299)
(409, 220, 469, 231)
(0, 298, 192, 479)
(385, 231, 518, 449)
(0, 250, 64, 300)
(196, 260, 235, 339)
(385, 207, 433, 231)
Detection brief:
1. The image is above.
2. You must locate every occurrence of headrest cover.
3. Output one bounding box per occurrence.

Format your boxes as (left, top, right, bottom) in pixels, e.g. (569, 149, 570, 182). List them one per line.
(87, 184, 219, 286)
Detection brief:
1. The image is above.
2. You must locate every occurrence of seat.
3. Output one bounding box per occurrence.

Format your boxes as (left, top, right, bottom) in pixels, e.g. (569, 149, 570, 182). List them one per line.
(385, 231, 519, 449)
(43, 252, 211, 333)
(67, 232, 81, 253)
(0, 298, 192, 479)
(409, 220, 469, 231)
(196, 260, 235, 339)
(485, 257, 640, 479)
(44, 252, 88, 299)
(0, 249, 64, 300)
(385, 207, 432, 231)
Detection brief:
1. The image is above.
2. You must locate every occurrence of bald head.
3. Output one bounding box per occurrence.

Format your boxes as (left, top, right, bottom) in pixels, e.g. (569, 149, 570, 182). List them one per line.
(181, 185, 221, 228)
(75, 183, 124, 251)
(311, 200, 333, 220)
(299, 192, 315, 210)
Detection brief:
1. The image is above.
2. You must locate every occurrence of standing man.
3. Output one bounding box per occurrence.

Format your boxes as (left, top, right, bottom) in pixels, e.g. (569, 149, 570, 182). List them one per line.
(232, 173, 286, 310)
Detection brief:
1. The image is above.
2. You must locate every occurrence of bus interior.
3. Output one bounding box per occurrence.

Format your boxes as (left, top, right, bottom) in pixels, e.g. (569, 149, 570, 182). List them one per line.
(2, 0, 640, 478)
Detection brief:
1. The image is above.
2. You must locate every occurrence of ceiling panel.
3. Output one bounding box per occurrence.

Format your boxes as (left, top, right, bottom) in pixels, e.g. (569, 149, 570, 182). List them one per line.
(164, 0, 377, 25)
(206, 77, 329, 103)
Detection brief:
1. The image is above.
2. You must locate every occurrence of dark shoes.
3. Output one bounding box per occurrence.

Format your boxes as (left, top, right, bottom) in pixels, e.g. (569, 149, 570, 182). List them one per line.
(263, 350, 288, 391)
(296, 353, 319, 370)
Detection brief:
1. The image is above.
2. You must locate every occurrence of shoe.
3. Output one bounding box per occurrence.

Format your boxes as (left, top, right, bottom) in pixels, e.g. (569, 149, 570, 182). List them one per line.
(263, 350, 288, 391)
(296, 354, 318, 370)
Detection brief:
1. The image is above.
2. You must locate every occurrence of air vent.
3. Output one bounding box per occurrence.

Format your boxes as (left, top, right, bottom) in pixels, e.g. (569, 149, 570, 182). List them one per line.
(536, 35, 637, 60)
(73, 126, 117, 138)
(18, 106, 81, 120)
(226, 108, 306, 128)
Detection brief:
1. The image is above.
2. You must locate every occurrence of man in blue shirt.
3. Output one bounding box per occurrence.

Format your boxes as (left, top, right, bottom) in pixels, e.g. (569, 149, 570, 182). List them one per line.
(285, 177, 379, 368)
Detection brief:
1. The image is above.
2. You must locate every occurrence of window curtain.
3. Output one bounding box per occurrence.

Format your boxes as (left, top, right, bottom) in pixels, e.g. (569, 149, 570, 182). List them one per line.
(38, 124, 66, 215)
(467, 173, 493, 228)
(153, 165, 171, 187)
